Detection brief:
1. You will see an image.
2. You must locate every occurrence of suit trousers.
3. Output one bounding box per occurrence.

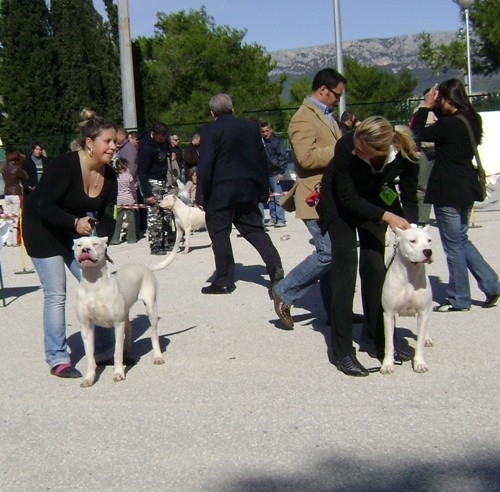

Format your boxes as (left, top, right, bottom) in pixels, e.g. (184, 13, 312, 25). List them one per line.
(205, 201, 282, 288)
(328, 215, 387, 360)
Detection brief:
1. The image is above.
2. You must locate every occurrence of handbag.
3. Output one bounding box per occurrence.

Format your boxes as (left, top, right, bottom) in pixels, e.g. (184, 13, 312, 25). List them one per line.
(456, 114, 487, 202)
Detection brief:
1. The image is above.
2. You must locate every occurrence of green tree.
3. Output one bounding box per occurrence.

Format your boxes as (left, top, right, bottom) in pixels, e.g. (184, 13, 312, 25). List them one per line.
(136, 7, 285, 127)
(288, 77, 312, 105)
(418, 0, 500, 78)
(418, 32, 467, 76)
(50, 0, 122, 133)
(469, 0, 500, 74)
(343, 57, 417, 122)
(0, 0, 58, 150)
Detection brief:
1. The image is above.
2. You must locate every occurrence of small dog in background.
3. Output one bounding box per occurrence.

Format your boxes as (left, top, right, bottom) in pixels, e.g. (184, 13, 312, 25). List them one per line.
(381, 226, 434, 374)
(159, 194, 206, 254)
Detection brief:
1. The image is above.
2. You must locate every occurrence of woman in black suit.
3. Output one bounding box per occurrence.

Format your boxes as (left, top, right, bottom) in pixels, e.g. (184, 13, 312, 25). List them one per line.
(412, 79, 499, 312)
(320, 116, 419, 377)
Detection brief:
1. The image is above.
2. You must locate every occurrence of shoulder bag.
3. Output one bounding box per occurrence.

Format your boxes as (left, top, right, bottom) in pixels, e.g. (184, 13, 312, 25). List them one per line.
(456, 114, 487, 202)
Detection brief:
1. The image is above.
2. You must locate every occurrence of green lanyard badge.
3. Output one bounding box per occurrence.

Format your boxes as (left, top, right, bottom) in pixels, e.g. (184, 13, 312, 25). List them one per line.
(379, 185, 398, 206)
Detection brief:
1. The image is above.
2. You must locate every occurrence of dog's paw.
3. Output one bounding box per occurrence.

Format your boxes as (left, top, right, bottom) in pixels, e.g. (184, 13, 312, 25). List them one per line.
(424, 337, 434, 347)
(112, 372, 126, 382)
(80, 376, 95, 388)
(413, 359, 428, 373)
(153, 356, 165, 365)
(380, 361, 395, 374)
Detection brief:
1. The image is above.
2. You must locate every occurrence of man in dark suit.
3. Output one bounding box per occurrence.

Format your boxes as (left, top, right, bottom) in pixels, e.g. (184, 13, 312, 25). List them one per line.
(196, 93, 283, 295)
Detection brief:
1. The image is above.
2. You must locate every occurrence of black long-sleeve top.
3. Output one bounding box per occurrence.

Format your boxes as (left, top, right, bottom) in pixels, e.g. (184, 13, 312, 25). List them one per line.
(411, 107, 483, 206)
(319, 132, 418, 233)
(22, 152, 117, 258)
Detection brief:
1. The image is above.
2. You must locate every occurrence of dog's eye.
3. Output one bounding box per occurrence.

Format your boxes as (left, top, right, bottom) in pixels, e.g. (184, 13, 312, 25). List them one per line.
(410, 240, 416, 243)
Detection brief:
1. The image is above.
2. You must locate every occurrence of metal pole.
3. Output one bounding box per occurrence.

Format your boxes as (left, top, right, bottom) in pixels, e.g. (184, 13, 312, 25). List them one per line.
(117, 0, 138, 129)
(464, 8, 472, 95)
(333, 0, 346, 115)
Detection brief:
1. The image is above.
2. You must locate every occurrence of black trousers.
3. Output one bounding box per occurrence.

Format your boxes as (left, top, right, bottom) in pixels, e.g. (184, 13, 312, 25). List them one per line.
(328, 215, 387, 360)
(205, 201, 282, 288)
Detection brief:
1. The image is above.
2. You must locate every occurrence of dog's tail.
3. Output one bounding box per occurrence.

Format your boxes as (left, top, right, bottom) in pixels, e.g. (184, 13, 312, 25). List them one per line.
(149, 234, 181, 272)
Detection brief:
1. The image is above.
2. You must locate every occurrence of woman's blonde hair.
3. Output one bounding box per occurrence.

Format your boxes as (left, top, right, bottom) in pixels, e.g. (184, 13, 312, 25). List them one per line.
(354, 116, 418, 162)
(73, 108, 117, 151)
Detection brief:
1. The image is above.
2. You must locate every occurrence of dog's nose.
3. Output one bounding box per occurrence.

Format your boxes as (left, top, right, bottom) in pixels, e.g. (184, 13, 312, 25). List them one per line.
(82, 247, 91, 253)
(423, 249, 432, 258)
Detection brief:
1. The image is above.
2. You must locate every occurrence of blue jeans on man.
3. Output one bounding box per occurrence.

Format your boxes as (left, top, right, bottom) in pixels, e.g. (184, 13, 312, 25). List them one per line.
(259, 175, 286, 226)
(434, 204, 499, 309)
(32, 254, 115, 370)
(274, 219, 332, 313)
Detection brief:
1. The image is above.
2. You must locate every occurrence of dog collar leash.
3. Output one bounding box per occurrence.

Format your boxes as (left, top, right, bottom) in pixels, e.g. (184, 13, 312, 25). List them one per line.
(386, 242, 398, 271)
(105, 253, 114, 264)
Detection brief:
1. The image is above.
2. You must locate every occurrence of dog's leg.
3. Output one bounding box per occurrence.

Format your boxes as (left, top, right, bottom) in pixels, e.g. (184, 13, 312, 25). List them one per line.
(183, 227, 192, 254)
(112, 321, 127, 382)
(81, 322, 97, 388)
(413, 309, 431, 373)
(380, 313, 396, 374)
(144, 299, 164, 365)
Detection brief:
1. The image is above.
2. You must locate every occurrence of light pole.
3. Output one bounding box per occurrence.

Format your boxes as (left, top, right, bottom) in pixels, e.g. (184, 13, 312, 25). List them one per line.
(454, 0, 476, 95)
(118, 0, 138, 130)
(333, 0, 346, 115)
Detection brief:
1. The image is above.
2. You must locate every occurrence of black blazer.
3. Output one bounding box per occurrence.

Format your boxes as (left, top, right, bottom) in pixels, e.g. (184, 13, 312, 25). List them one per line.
(319, 132, 418, 233)
(412, 107, 483, 206)
(196, 113, 269, 211)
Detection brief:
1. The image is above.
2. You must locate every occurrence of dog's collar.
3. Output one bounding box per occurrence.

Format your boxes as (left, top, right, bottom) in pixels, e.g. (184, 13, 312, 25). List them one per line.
(106, 252, 114, 264)
(386, 243, 398, 271)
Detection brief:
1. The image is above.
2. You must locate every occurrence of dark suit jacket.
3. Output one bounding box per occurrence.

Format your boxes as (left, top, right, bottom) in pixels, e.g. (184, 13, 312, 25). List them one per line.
(196, 113, 269, 211)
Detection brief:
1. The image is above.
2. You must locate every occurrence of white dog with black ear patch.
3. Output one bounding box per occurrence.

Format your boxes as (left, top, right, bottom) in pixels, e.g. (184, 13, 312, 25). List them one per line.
(73, 236, 178, 387)
(381, 226, 434, 374)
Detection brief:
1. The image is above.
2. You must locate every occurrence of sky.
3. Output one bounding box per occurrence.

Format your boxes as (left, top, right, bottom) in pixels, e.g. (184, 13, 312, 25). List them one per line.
(95, 0, 467, 52)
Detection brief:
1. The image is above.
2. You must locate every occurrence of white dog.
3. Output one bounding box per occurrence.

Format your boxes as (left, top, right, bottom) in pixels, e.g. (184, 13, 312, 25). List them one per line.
(73, 236, 179, 387)
(381, 226, 434, 374)
(159, 194, 206, 254)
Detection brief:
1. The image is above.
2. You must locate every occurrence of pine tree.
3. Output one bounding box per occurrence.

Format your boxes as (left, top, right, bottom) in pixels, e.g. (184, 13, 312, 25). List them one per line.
(0, 0, 58, 151)
(50, 0, 121, 132)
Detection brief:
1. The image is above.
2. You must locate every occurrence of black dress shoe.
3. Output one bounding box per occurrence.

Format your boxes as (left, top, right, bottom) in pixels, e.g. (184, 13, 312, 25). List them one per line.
(334, 354, 369, 377)
(482, 291, 499, 308)
(201, 284, 236, 294)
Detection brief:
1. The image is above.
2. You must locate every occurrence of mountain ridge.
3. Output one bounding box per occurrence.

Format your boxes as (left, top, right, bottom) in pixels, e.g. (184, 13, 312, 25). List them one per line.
(268, 31, 500, 97)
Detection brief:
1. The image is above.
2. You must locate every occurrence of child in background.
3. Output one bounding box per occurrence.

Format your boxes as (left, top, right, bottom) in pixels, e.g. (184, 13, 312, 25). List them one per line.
(111, 157, 137, 244)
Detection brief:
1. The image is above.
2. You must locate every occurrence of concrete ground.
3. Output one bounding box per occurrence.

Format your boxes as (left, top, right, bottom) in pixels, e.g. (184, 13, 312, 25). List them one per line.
(0, 209, 499, 491)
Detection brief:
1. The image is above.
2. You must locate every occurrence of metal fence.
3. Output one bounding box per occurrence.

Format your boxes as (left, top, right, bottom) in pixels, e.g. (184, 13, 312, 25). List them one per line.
(2, 93, 500, 161)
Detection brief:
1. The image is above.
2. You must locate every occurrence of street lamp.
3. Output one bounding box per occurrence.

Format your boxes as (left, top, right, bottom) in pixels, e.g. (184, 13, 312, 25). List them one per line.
(333, 0, 346, 115)
(454, 0, 476, 95)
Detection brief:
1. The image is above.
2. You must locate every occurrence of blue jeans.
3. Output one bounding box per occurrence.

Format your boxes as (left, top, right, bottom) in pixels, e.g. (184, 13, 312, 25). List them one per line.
(32, 255, 115, 369)
(268, 175, 286, 224)
(275, 219, 332, 312)
(258, 175, 286, 225)
(434, 205, 499, 309)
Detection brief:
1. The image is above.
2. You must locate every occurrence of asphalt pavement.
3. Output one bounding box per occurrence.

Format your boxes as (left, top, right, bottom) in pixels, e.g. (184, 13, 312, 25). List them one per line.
(0, 209, 499, 491)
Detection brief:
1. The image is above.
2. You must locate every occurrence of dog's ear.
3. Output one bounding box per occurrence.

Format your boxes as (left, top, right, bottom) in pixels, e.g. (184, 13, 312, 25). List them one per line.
(395, 227, 404, 237)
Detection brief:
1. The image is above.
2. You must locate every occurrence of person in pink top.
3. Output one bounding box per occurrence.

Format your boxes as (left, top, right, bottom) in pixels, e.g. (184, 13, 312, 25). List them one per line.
(111, 157, 137, 244)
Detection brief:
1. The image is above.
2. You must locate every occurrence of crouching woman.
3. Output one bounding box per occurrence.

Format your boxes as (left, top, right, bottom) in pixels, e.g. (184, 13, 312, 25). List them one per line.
(319, 116, 419, 377)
